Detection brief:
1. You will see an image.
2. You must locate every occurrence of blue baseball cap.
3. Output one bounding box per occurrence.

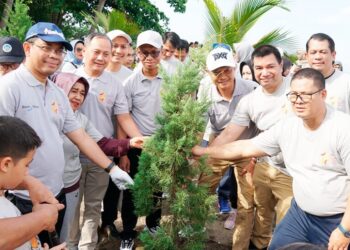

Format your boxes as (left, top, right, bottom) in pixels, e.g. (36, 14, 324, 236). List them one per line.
(25, 22, 73, 51)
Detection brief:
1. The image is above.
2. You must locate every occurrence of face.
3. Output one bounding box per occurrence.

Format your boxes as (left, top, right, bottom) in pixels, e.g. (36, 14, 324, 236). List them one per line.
(0, 149, 35, 189)
(289, 78, 326, 120)
(137, 44, 161, 71)
(110, 36, 129, 64)
(174, 48, 188, 62)
(241, 65, 252, 80)
(209, 66, 235, 91)
(83, 37, 111, 76)
(74, 42, 84, 60)
(253, 54, 283, 90)
(125, 47, 135, 68)
(161, 40, 176, 60)
(24, 38, 65, 78)
(0, 63, 20, 76)
(306, 39, 336, 76)
(68, 81, 86, 111)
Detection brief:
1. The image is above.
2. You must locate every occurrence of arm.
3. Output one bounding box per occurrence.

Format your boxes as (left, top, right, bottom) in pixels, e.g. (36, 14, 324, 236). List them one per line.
(117, 113, 142, 138)
(97, 136, 145, 157)
(66, 128, 134, 189)
(210, 123, 247, 146)
(192, 139, 267, 161)
(0, 203, 64, 250)
(328, 197, 350, 249)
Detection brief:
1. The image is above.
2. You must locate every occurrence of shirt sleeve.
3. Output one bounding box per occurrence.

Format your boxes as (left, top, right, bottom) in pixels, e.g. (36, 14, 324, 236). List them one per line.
(231, 94, 251, 127)
(0, 78, 18, 116)
(123, 79, 133, 112)
(337, 118, 350, 175)
(81, 112, 103, 142)
(113, 79, 129, 115)
(251, 120, 283, 156)
(61, 93, 81, 134)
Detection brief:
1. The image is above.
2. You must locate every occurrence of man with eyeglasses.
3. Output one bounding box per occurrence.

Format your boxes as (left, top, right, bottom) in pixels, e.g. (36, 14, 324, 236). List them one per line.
(160, 31, 182, 75)
(0, 22, 134, 247)
(69, 33, 141, 250)
(306, 33, 350, 114)
(117, 30, 164, 250)
(193, 68, 350, 250)
(195, 45, 294, 250)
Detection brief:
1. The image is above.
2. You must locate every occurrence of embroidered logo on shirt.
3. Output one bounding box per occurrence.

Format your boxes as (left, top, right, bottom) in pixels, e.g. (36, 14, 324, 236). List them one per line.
(51, 101, 59, 114)
(320, 152, 337, 166)
(98, 91, 106, 103)
(30, 236, 41, 250)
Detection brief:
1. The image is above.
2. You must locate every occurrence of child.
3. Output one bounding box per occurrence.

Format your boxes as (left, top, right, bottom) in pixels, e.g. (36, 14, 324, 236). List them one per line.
(0, 116, 66, 249)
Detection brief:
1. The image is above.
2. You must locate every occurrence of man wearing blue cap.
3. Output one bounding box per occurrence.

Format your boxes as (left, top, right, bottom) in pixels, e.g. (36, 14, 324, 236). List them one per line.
(0, 22, 134, 247)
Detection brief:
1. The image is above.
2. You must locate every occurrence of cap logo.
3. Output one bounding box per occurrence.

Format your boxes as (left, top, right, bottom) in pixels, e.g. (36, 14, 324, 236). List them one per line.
(43, 28, 64, 39)
(2, 43, 12, 53)
(213, 52, 228, 61)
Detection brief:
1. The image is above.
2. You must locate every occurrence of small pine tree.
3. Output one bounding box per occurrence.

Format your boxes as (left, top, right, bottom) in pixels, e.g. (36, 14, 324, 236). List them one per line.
(132, 47, 216, 250)
(0, 0, 33, 41)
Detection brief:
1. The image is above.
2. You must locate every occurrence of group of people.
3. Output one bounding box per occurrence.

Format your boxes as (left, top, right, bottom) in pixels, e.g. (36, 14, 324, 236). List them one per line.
(0, 20, 349, 250)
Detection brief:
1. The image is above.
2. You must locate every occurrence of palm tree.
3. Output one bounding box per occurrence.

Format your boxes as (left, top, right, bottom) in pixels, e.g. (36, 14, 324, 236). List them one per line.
(83, 9, 140, 37)
(203, 0, 298, 51)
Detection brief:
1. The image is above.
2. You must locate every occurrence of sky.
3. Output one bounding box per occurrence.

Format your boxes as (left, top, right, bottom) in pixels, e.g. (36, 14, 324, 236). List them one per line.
(153, 0, 350, 72)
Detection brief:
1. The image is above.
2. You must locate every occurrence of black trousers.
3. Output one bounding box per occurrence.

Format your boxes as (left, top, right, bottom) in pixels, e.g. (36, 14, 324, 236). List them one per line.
(102, 148, 161, 240)
(8, 191, 66, 247)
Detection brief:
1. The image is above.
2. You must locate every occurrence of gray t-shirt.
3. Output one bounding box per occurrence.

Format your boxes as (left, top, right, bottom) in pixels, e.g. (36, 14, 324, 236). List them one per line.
(232, 77, 293, 173)
(252, 106, 350, 216)
(124, 70, 162, 136)
(63, 111, 103, 188)
(325, 69, 350, 114)
(204, 78, 258, 139)
(107, 65, 133, 86)
(75, 67, 129, 138)
(0, 64, 81, 198)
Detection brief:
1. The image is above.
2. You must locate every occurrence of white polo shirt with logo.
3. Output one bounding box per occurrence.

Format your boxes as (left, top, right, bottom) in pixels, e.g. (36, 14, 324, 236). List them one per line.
(325, 69, 350, 114)
(0, 64, 81, 199)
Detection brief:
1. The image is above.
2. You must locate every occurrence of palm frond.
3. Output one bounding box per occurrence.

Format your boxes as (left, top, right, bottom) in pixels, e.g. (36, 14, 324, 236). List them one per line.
(203, 0, 225, 43)
(253, 28, 298, 52)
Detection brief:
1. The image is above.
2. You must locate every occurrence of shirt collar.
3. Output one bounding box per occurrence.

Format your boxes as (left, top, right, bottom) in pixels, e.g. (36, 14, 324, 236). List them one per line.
(19, 64, 51, 88)
(211, 79, 245, 102)
(76, 66, 110, 83)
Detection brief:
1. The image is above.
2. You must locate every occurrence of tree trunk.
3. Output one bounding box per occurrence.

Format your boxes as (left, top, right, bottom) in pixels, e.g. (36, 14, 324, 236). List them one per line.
(0, 0, 14, 29)
(89, 0, 106, 33)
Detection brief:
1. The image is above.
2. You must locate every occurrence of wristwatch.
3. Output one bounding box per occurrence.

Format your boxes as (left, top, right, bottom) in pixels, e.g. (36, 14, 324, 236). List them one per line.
(104, 162, 115, 173)
(338, 224, 350, 238)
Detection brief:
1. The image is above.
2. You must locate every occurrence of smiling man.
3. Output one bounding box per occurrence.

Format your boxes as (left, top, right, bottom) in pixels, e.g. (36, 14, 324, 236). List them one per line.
(196, 45, 294, 249)
(306, 33, 350, 114)
(193, 68, 350, 250)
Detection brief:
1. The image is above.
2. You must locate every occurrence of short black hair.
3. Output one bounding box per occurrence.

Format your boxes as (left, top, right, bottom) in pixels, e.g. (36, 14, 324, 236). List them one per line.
(84, 32, 112, 48)
(0, 116, 41, 162)
(163, 32, 181, 48)
(176, 39, 189, 53)
(306, 33, 335, 52)
(251, 45, 282, 65)
(291, 68, 325, 89)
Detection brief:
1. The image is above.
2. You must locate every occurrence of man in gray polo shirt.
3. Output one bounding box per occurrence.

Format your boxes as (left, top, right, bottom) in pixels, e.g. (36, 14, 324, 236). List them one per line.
(117, 30, 164, 250)
(0, 22, 133, 247)
(193, 68, 350, 249)
(70, 33, 142, 250)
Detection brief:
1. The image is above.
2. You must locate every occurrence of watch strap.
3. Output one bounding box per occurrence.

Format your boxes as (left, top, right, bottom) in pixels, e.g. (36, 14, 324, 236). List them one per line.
(104, 162, 115, 173)
(338, 224, 350, 238)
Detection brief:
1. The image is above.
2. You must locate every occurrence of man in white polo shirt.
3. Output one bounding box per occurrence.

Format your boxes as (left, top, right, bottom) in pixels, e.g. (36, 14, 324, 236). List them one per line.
(106, 29, 133, 84)
(69, 32, 142, 250)
(193, 68, 350, 250)
(0, 22, 133, 247)
(118, 30, 164, 250)
(306, 33, 350, 114)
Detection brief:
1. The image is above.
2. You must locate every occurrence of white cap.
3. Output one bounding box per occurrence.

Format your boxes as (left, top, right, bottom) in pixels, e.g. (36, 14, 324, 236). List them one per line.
(206, 47, 236, 71)
(136, 30, 163, 49)
(107, 30, 132, 44)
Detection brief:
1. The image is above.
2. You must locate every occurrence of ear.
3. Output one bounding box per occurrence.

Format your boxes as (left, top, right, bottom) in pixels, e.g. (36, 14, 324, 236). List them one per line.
(0, 157, 13, 173)
(23, 41, 32, 57)
(331, 50, 336, 61)
(321, 88, 327, 100)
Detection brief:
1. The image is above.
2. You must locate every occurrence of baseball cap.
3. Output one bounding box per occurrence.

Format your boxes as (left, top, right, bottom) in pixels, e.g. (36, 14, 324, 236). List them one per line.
(136, 30, 162, 49)
(107, 30, 132, 44)
(0, 37, 25, 64)
(25, 22, 73, 51)
(206, 47, 236, 71)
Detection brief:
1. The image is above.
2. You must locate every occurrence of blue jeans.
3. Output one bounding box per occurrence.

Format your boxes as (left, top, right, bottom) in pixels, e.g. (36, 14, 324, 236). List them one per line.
(269, 199, 346, 250)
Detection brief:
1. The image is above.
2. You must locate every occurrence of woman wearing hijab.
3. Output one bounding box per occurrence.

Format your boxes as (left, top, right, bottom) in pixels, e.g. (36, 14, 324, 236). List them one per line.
(61, 40, 84, 73)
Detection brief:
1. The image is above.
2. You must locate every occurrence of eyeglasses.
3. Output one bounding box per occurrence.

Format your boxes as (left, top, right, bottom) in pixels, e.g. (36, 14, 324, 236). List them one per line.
(138, 49, 160, 60)
(286, 89, 324, 103)
(31, 43, 67, 56)
(212, 43, 231, 51)
(212, 67, 233, 77)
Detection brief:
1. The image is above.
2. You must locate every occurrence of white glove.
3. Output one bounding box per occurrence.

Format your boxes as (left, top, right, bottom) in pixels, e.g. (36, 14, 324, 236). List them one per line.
(109, 165, 134, 190)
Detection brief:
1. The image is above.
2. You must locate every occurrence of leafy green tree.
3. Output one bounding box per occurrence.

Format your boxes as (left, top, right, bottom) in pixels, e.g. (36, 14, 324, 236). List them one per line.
(204, 0, 298, 50)
(0, 0, 33, 41)
(132, 48, 216, 250)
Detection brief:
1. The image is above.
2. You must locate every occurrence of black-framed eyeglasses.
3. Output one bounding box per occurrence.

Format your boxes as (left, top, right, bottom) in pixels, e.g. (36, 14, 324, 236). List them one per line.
(138, 49, 161, 60)
(286, 89, 324, 103)
(31, 43, 67, 56)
